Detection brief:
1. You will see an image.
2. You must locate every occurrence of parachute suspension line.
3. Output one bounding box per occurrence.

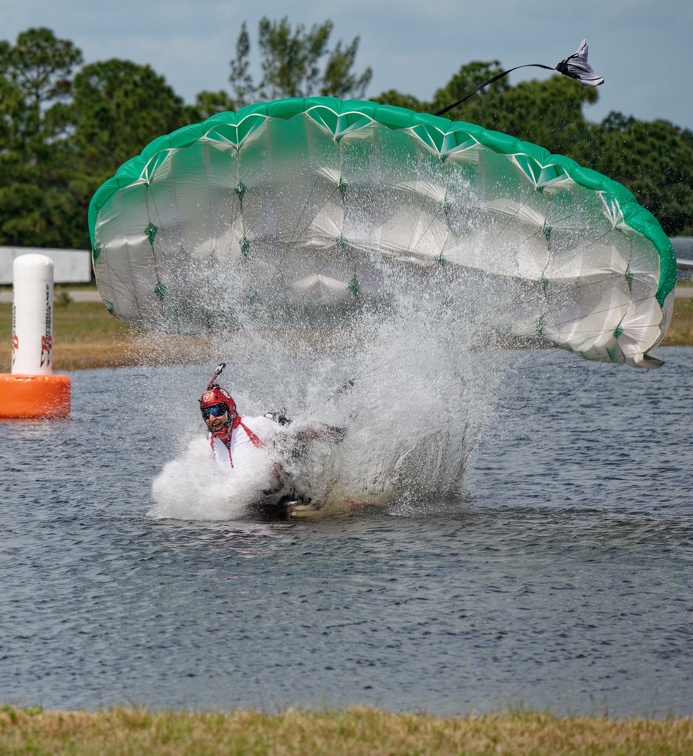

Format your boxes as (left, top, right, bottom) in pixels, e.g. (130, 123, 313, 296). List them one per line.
(499, 358, 603, 411)
(101, 238, 142, 320)
(333, 139, 361, 292)
(434, 40, 604, 117)
(463, 182, 546, 276)
(504, 195, 654, 344)
(511, 285, 662, 345)
(144, 186, 169, 319)
(203, 140, 218, 268)
(400, 160, 450, 258)
(455, 165, 594, 284)
(280, 174, 347, 308)
(233, 147, 249, 260)
(502, 201, 638, 321)
(488, 184, 539, 245)
(512, 286, 659, 337)
(407, 157, 458, 259)
(282, 133, 351, 287)
(435, 162, 455, 265)
(521, 216, 624, 305)
(287, 170, 321, 244)
(287, 126, 350, 249)
(97, 194, 141, 309)
(405, 176, 434, 255)
(325, 352, 406, 403)
(624, 234, 636, 295)
(493, 193, 541, 272)
(97, 256, 136, 306)
(537, 193, 556, 331)
(335, 138, 353, 270)
(409, 193, 450, 258)
(434, 64, 556, 117)
(147, 162, 183, 292)
(287, 171, 344, 250)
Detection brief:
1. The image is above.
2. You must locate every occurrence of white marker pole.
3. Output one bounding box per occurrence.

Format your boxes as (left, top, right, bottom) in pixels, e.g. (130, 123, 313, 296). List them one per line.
(12, 254, 54, 375)
(0, 252, 70, 419)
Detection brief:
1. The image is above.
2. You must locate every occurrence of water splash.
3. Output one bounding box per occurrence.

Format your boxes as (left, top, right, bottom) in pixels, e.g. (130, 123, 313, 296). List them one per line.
(150, 436, 279, 520)
(146, 267, 517, 520)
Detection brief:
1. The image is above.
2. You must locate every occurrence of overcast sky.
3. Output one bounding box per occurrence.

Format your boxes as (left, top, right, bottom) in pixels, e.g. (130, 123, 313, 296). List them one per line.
(2, 0, 692, 130)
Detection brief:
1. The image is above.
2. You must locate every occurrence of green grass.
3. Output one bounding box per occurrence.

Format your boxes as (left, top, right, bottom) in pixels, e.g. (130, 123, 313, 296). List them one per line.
(2, 288, 693, 372)
(662, 295, 693, 346)
(0, 706, 691, 755)
(0, 300, 136, 371)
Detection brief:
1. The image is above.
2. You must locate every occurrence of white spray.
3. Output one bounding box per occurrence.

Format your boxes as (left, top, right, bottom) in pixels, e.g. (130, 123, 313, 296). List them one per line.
(148, 263, 515, 520)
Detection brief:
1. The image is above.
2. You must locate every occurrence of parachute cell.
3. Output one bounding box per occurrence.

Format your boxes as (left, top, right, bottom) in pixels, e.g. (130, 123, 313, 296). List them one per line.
(88, 97, 676, 368)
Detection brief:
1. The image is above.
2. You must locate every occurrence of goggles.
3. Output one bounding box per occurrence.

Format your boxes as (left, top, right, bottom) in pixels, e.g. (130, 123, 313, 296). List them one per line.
(201, 404, 228, 420)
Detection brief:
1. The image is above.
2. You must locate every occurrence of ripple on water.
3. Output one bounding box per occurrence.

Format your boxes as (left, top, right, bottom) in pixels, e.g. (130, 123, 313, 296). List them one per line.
(0, 352, 692, 715)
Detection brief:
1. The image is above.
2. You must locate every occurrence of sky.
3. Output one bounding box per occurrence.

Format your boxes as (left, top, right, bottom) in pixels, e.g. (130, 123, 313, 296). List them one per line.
(1, 0, 692, 130)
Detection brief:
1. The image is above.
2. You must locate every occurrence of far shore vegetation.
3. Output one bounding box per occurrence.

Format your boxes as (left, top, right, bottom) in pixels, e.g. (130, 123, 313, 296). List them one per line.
(2, 286, 693, 372)
(1, 24, 692, 255)
(1, 705, 692, 755)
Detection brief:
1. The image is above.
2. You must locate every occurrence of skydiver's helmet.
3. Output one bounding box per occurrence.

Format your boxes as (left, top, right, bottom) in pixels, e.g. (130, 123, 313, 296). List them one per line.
(199, 385, 236, 421)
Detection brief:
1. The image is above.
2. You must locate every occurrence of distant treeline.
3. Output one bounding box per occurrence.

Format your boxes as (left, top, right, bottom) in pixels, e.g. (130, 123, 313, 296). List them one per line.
(1, 24, 692, 252)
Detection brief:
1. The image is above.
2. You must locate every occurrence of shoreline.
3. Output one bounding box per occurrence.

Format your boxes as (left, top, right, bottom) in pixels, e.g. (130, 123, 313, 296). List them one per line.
(2, 706, 691, 754)
(2, 292, 693, 372)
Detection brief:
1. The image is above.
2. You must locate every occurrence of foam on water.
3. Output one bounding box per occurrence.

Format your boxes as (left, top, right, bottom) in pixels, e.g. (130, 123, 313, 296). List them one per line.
(150, 436, 276, 520)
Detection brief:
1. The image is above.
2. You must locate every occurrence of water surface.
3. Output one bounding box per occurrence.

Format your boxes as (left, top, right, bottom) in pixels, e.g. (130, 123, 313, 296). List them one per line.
(1, 347, 691, 716)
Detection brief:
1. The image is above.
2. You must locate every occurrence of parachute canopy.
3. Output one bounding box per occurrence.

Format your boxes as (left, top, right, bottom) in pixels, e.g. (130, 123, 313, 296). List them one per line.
(88, 97, 676, 368)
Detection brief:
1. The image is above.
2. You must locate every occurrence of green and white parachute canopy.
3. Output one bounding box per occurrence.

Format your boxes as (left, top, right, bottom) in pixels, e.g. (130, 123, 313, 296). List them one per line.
(88, 97, 676, 368)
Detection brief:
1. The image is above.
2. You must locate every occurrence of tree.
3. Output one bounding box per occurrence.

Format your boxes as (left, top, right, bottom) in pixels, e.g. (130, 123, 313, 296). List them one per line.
(192, 89, 235, 121)
(68, 59, 189, 173)
(4, 27, 81, 112)
(459, 75, 599, 164)
(319, 36, 373, 99)
(2, 25, 692, 248)
(375, 89, 425, 112)
(378, 63, 693, 235)
(61, 59, 192, 248)
(0, 44, 20, 149)
(592, 118, 693, 236)
(228, 22, 253, 108)
(0, 28, 83, 247)
(428, 60, 511, 117)
(228, 17, 372, 108)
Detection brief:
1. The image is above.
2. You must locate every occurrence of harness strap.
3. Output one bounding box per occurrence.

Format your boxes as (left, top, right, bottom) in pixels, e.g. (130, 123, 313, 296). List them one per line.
(238, 419, 263, 448)
(210, 416, 264, 468)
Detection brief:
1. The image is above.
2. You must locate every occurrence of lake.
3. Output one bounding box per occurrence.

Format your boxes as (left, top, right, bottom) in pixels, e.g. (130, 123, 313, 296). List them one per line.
(1, 345, 691, 717)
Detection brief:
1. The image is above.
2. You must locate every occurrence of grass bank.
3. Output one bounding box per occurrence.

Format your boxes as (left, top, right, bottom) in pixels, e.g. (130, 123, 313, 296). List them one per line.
(661, 293, 693, 345)
(0, 299, 134, 371)
(1, 289, 693, 371)
(1, 706, 691, 755)
(0, 299, 209, 372)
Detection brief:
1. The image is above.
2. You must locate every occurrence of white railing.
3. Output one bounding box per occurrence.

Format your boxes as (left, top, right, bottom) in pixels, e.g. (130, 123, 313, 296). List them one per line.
(0, 247, 92, 284)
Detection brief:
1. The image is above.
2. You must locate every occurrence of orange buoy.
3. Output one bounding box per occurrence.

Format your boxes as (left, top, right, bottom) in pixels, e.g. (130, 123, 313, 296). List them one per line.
(1, 254, 71, 419)
(0, 374, 71, 418)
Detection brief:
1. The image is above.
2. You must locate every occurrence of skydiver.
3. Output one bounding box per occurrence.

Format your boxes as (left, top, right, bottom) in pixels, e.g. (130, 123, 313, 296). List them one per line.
(199, 364, 345, 518)
(199, 383, 281, 475)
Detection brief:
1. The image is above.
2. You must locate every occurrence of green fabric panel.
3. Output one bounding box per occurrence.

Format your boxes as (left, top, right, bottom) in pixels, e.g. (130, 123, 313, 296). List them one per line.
(87, 96, 677, 306)
(168, 122, 205, 149)
(140, 133, 174, 161)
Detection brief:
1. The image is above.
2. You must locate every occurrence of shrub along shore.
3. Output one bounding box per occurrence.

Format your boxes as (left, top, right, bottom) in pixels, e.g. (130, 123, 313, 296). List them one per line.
(1, 287, 693, 372)
(1, 705, 692, 754)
